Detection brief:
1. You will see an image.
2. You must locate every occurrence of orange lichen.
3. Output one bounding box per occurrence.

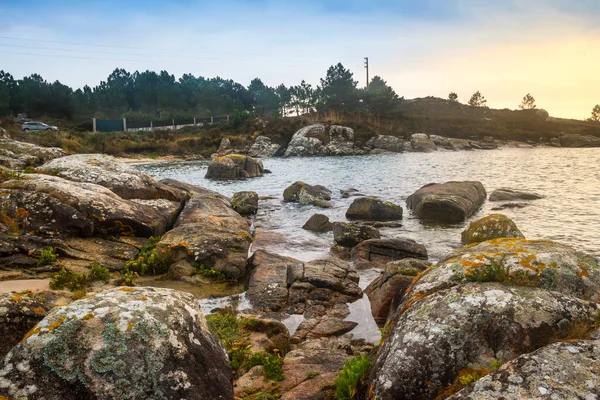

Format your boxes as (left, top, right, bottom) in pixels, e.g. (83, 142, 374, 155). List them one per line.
(82, 313, 95, 320)
(10, 294, 22, 303)
(47, 316, 68, 332)
(33, 307, 47, 316)
(140, 295, 148, 301)
(119, 287, 136, 292)
(577, 264, 589, 278)
(19, 325, 41, 344)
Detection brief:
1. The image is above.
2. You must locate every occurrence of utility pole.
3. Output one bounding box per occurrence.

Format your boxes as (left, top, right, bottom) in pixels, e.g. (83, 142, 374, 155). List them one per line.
(364, 57, 369, 88)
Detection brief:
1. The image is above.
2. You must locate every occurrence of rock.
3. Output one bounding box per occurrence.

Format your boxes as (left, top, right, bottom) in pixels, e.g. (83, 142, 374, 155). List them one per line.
(306, 318, 357, 338)
(283, 181, 333, 208)
(365, 135, 404, 152)
(0, 293, 47, 359)
(248, 136, 281, 158)
(549, 137, 561, 147)
(231, 191, 259, 215)
(1, 175, 178, 237)
(285, 124, 326, 157)
(560, 134, 600, 148)
(490, 202, 529, 211)
(410, 133, 436, 152)
(323, 125, 363, 156)
(332, 222, 380, 247)
(52, 237, 140, 271)
(160, 178, 230, 203)
(406, 181, 487, 223)
(489, 188, 543, 201)
(407, 238, 600, 303)
(461, 214, 525, 244)
(450, 339, 600, 399)
(429, 135, 453, 149)
(205, 154, 263, 180)
(281, 371, 338, 400)
(448, 138, 472, 151)
(302, 214, 333, 232)
(39, 154, 187, 201)
(351, 238, 428, 265)
(369, 282, 600, 400)
(365, 258, 432, 326)
(156, 188, 251, 280)
(0, 127, 7, 138)
(0, 138, 66, 169)
(340, 188, 361, 198)
(0, 287, 232, 400)
(216, 137, 231, 155)
(470, 140, 498, 150)
(345, 197, 403, 221)
(234, 366, 273, 397)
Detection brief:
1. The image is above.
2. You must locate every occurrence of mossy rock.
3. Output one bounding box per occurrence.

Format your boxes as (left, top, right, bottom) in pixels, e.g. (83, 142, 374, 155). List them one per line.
(231, 191, 259, 216)
(461, 214, 525, 244)
(283, 181, 333, 208)
(345, 197, 403, 221)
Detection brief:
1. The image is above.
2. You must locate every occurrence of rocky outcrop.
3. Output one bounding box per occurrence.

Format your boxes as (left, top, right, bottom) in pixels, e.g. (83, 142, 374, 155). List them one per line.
(429, 135, 453, 149)
(365, 258, 432, 326)
(231, 191, 258, 215)
(283, 181, 333, 208)
(284, 124, 326, 157)
(0, 287, 233, 400)
(366, 135, 404, 152)
(323, 125, 364, 156)
(205, 154, 263, 179)
(461, 214, 525, 244)
(489, 188, 543, 201)
(0, 138, 66, 169)
(248, 136, 281, 157)
(1, 174, 179, 237)
(448, 138, 472, 151)
(332, 222, 380, 247)
(559, 134, 600, 148)
(410, 133, 436, 152)
(216, 137, 232, 155)
(156, 186, 251, 280)
(345, 197, 403, 221)
(406, 181, 487, 223)
(352, 238, 428, 266)
(0, 293, 47, 359)
(39, 154, 187, 201)
(451, 338, 600, 399)
(302, 214, 333, 232)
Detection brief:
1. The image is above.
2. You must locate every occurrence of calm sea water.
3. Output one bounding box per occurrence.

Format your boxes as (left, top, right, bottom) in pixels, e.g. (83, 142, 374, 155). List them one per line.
(140, 147, 600, 261)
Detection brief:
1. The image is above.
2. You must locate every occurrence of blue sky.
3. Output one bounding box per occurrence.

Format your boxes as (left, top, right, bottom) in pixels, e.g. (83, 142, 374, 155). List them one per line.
(0, 0, 599, 119)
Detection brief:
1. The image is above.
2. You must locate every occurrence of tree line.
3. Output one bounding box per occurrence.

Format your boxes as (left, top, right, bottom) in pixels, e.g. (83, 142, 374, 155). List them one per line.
(0, 63, 402, 121)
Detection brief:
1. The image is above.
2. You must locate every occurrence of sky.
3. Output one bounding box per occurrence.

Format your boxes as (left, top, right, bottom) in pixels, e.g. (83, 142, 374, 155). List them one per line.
(0, 0, 599, 119)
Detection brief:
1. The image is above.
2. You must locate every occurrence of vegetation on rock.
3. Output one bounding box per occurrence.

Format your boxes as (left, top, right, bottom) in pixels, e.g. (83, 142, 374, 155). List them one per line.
(334, 353, 371, 400)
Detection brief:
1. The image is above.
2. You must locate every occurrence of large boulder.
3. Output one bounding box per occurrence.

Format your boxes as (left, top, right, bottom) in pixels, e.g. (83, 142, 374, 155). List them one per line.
(0, 138, 66, 169)
(0, 293, 47, 359)
(345, 197, 403, 221)
(39, 154, 187, 201)
(0, 287, 233, 400)
(406, 181, 487, 223)
(216, 138, 232, 155)
(283, 181, 333, 208)
(410, 133, 436, 152)
(332, 222, 380, 247)
(489, 188, 543, 201)
(205, 154, 263, 179)
(1, 174, 179, 237)
(366, 135, 404, 152)
(248, 136, 281, 157)
(157, 188, 251, 280)
(284, 124, 326, 157)
(323, 125, 363, 156)
(302, 214, 333, 232)
(352, 238, 428, 265)
(429, 135, 453, 149)
(369, 282, 600, 400)
(559, 134, 600, 148)
(450, 338, 600, 399)
(231, 191, 258, 215)
(365, 258, 432, 326)
(461, 214, 525, 244)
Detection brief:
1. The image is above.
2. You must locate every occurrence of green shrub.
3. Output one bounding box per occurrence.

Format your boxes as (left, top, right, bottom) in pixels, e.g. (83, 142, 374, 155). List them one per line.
(120, 267, 139, 286)
(89, 264, 111, 283)
(194, 264, 227, 282)
(307, 371, 320, 379)
(124, 236, 168, 276)
(246, 351, 284, 381)
(206, 310, 251, 370)
(49, 268, 87, 291)
(37, 246, 58, 266)
(334, 354, 371, 400)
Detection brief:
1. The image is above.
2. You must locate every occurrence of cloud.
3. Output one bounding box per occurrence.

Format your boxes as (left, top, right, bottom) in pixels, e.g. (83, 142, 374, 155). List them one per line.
(0, 0, 598, 119)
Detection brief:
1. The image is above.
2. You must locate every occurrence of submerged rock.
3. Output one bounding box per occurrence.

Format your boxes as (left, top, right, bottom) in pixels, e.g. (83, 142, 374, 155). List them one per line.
(0, 293, 47, 360)
(406, 181, 487, 223)
(231, 191, 259, 215)
(0, 287, 232, 400)
(283, 181, 333, 208)
(345, 197, 403, 221)
(332, 222, 380, 247)
(205, 154, 263, 180)
(302, 214, 333, 232)
(284, 124, 326, 157)
(461, 214, 525, 244)
(489, 188, 543, 201)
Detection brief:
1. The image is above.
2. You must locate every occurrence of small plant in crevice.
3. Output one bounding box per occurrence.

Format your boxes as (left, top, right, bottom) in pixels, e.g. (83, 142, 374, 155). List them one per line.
(89, 264, 111, 283)
(37, 246, 58, 266)
(123, 236, 168, 276)
(49, 268, 87, 291)
(334, 353, 371, 400)
(193, 264, 227, 282)
(119, 267, 139, 287)
(206, 309, 251, 370)
(245, 351, 284, 381)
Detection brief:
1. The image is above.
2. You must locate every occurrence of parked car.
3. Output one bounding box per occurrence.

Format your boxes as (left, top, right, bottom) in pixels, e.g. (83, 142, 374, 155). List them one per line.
(21, 121, 59, 132)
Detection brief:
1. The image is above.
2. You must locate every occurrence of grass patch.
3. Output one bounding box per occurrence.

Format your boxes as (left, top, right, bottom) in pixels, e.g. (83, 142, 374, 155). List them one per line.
(49, 268, 87, 291)
(246, 351, 284, 381)
(89, 264, 110, 283)
(193, 264, 227, 282)
(334, 353, 371, 400)
(37, 246, 58, 266)
(123, 236, 168, 276)
(206, 310, 251, 370)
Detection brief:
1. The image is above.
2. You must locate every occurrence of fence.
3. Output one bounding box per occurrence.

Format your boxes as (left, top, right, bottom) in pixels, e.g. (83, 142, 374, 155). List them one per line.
(92, 116, 230, 133)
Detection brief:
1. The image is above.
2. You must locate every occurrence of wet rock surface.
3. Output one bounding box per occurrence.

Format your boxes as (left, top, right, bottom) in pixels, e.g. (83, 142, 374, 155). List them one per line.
(332, 222, 380, 247)
(231, 191, 259, 215)
(407, 181, 487, 223)
(302, 213, 333, 232)
(489, 187, 543, 201)
(0, 287, 233, 400)
(283, 181, 333, 208)
(345, 197, 403, 221)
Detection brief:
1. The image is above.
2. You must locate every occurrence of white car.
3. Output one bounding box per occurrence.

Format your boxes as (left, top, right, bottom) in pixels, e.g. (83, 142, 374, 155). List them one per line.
(21, 121, 59, 132)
